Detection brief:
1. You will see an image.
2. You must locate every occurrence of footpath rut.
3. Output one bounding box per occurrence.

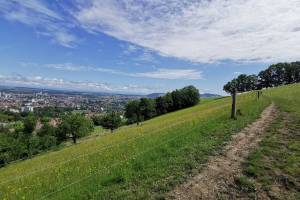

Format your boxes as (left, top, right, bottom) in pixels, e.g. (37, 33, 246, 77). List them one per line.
(167, 103, 278, 200)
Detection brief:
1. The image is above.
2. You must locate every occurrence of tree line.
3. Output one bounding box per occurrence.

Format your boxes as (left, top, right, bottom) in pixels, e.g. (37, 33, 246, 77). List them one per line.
(125, 85, 200, 125)
(224, 62, 300, 94)
(0, 113, 94, 167)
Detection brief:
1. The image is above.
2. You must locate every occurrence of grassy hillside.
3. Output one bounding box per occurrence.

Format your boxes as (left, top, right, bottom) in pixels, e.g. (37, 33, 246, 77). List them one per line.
(2, 84, 298, 199)
(236, 83, 300, 199)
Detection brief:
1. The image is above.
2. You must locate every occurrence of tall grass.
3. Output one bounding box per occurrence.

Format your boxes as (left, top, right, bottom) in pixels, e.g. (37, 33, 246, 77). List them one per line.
(0, 90, 273, 199)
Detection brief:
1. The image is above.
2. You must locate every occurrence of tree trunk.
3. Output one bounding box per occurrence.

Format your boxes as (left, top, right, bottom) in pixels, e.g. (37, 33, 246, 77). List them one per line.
(257, 91, 260, 99)
(231, 90, 237, 120)
(72, 135, 77, 144)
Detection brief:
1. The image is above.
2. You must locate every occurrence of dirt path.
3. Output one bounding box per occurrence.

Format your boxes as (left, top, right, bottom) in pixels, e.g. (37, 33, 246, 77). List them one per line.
(167, 103, 278, 200)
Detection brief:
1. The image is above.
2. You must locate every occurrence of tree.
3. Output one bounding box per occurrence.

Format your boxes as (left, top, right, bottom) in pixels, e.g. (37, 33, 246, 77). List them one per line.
(223, 79, 238, 119)
(125, 100, 142, 125)
(155, 96, 168, 115)
(257, 63, 297, 88)
(258, 69, 272, 88)
(290, 62, 300, 83)
(246, 75, 259, 91)
(164, 92, 174, 112)
(269, 64, 286, 86)
(23, 114, 37, 134)
(180, 85, 200, 107)
(139, 98, 156, 120)
(223, 79, 238, 94)
(231, 74, 258, 92)
(58, 113, 93, 144)
(171, 89, 183, 110)
(91, 115, 103, 126)
(171, 86, 199, 110)
(224, 75, 258, 93)
(126, 85, 199, 124)
(100, 112, 122, 133)
(37, 123, 56, 137)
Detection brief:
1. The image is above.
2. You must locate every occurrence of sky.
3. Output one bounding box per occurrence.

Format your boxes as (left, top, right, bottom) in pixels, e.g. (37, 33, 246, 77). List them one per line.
(0, 0, 300, 95)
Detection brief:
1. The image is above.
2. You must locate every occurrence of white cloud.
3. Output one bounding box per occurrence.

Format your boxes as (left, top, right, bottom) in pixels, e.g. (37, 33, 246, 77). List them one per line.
(121, 44, 158, 64)
(135, 68, 202, 80)
(122, 44, 140, 55)
(73, 0, 300, 63)
(234, 71, 242, 75)
(134, 51, 157, 63)
(0, 74, 154, 94)
(0, 0, 77, 47)
(22, 62, 203, 80)
(44, 63, 87, 72)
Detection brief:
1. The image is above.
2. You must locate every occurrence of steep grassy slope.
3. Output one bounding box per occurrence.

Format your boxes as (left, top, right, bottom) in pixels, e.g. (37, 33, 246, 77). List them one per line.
(0, 90, 273, 199)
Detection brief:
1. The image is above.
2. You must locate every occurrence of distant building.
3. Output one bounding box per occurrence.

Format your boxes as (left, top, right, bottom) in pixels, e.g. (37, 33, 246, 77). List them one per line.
(9, 108, 20, 113)
(21, 106, 34, 113)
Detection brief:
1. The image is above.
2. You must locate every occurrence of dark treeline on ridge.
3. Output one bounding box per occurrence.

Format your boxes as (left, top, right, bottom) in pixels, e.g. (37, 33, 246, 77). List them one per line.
(125, 85, 200, 125)
(224, 62, 300, 94)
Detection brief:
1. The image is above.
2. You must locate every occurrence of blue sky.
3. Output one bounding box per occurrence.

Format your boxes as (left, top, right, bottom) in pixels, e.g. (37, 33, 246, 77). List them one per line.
(0, 0, 299, 95)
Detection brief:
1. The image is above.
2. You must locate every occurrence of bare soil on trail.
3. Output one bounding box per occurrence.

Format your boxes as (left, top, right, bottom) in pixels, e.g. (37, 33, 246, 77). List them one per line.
(167, 103, 278, 200)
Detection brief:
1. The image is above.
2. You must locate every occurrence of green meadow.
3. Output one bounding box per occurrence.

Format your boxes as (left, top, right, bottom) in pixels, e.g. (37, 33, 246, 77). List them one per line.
(240, 83, 300, 199)
(0, 83, 299, 199)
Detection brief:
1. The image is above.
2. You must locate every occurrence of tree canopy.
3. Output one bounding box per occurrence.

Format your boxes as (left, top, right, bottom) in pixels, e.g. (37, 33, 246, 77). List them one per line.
(57, 113, 94, 143)
(125, 85, 200, 124)
(100, 112, 122, 133)
(224, 62, 300, 94)
(139, 98, 156, 120)
(125, 100, 142, 125)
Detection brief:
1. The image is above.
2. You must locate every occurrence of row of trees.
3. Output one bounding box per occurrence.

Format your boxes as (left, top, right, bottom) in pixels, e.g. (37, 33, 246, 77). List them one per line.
(224, 62, 300, 94)
(125, 86, 200, 124)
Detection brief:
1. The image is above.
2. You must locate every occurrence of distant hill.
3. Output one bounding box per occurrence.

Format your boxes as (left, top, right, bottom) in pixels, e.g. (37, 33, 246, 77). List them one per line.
(0, 85, 142, 97)
(146, 93, 165, 99)
(201, 93, 222, 98)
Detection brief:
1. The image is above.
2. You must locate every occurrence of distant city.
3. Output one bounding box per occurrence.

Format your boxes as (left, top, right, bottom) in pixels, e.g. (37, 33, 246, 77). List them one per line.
(0, 85, 221, 115)
(0, 86, 142, 114)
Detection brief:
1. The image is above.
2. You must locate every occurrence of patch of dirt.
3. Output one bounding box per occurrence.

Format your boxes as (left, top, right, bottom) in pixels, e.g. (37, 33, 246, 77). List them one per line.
(167, 103, 278, 200)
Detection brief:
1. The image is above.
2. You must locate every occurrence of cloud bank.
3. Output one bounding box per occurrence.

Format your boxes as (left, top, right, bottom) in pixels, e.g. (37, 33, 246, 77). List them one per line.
(1, 0, 300, 63)
(74, 0, 300, 63)
(22, 62, 203, 80)
(0, 0, 77, 47)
